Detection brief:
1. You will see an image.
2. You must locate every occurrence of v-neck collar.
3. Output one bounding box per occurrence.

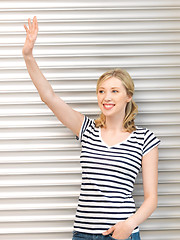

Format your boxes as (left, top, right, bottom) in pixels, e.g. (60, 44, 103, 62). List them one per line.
(98, 127, 134, 149)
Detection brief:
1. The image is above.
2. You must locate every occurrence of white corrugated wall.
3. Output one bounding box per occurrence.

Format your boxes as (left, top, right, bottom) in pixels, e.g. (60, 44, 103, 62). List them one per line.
(0, 0, 180, 239)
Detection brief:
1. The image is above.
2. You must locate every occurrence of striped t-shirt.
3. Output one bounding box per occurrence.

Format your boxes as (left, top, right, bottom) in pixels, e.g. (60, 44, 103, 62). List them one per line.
(74, 115, 161, 234)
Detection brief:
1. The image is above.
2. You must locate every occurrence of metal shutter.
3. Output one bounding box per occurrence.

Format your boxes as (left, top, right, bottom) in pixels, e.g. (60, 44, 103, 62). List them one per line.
(0, 0, 179, 239)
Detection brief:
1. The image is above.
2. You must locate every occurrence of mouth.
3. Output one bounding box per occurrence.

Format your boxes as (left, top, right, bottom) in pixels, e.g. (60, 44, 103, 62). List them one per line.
(103, 104, 115, 110)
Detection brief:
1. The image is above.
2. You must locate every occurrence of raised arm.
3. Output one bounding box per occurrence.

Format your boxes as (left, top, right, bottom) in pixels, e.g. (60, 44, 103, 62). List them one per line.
(22, 16, 84, 137)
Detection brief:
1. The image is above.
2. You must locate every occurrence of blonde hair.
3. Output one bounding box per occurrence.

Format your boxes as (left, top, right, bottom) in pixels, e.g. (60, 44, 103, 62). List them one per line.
(94, 68, 138, 133)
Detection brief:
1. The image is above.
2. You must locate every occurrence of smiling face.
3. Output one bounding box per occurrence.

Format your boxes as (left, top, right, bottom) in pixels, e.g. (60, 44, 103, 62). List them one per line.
(97, 77, 132, 118)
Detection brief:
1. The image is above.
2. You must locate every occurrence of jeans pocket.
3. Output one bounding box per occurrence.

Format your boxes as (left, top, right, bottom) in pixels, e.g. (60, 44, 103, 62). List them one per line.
(109, 234, 131, 240)
(73, 231, 79, 236)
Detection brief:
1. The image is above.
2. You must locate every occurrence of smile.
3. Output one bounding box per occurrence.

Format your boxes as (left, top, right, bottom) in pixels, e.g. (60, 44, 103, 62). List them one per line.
(103, 104, 115, 110)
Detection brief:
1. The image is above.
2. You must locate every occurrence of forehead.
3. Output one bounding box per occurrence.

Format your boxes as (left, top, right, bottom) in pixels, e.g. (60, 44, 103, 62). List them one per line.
(99, 76, 124, 88)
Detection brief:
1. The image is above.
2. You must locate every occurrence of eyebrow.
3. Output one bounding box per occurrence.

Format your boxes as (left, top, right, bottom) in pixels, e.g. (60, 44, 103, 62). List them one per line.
(98, 87, 120, 89)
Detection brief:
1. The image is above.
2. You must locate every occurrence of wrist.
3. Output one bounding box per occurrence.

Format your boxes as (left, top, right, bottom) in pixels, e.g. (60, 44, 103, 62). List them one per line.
(23, 52, 34, 60)
(125, 216, 137, 230)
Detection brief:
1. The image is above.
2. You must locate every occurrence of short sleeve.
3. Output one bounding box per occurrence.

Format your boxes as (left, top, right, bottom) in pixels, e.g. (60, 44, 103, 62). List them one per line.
(143, 129, 161, 156)
(75, 115, 92, 142)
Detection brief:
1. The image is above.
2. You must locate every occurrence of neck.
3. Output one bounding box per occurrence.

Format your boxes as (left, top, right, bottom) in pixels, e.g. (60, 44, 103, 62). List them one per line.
(104, 113, 126, 132)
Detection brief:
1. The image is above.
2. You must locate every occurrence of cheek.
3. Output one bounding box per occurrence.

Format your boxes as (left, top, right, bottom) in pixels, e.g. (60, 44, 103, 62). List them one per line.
(97, 94, 102, 102)
(117, 93, 129, 101)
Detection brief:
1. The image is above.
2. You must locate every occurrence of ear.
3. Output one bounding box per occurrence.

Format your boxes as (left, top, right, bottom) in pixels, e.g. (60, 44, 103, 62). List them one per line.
(126, 95, 132, 103)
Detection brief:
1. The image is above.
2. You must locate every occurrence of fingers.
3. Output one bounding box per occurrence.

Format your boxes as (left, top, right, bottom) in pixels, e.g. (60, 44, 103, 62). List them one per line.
(102, 226, 115, 235)
(32, 16, 36, 32)
(35, 16, 39, 33)
(24, 16, 38, 37)
(24, 24, 29, 33)
(33, 16, 38, 34)
(28, 18, 32, 31)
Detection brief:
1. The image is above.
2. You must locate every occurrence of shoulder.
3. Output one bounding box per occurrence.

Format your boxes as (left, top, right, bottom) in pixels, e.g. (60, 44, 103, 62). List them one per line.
(82, 115, 97, 132)
(134, 126, 148, 135)
(133, 126, 157, 143)
(135, 126, 160, 139)
(76, 115, 96, 141)
(135, 126, 154, 135)
(135, 126, 161, 155)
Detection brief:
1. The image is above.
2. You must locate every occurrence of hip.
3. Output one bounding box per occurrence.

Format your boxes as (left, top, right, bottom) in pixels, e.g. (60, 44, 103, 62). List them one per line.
(72, 230, 141, 240)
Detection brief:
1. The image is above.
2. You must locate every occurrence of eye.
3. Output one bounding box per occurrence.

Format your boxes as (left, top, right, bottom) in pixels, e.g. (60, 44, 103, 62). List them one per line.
(98, 90, 104, 93)
(112, 90, 118, 93)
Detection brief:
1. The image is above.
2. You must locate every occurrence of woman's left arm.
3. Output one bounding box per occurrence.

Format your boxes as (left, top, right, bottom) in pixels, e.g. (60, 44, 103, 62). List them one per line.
(126, 145, 159, 228)
(102, 146, 159, 239)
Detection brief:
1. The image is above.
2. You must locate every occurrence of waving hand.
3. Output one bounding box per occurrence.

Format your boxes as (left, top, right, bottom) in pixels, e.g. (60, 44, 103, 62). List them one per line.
(23, 16, 38, 56)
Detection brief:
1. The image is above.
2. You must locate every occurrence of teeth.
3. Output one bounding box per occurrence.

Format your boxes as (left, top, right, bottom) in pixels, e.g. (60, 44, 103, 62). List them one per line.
(103, 104, 114, 109)
(104, 104, 114, 106)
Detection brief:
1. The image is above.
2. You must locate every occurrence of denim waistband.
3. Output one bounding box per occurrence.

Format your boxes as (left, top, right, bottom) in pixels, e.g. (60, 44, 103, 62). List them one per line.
(72, 230, 141, 240)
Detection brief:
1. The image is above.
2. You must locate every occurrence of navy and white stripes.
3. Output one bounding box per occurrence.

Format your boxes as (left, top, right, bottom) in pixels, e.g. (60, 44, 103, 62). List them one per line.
(75, 115, 160, 234)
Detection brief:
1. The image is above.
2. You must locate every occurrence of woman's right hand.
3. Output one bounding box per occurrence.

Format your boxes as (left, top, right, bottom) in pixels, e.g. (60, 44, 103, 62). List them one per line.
(22, 16, 38, 57)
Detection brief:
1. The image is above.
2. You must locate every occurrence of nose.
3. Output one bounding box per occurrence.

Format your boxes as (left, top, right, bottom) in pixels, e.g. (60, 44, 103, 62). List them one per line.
(104, 91, 112, 101)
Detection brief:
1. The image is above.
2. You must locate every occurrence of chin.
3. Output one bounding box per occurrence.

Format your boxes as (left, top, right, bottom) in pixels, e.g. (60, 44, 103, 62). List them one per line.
(102, 111, 115, 117)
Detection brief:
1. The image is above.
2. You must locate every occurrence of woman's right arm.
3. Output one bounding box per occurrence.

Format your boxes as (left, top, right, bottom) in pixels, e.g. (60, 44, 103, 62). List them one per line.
(22, 16, 84, 137)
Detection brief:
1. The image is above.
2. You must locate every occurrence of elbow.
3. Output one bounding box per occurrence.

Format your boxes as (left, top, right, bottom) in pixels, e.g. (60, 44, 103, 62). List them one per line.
(40, 91, 55, 105)
(152, 195, 158, 211)
(145, 194, 158, 212)
(40, 95, 48, 104)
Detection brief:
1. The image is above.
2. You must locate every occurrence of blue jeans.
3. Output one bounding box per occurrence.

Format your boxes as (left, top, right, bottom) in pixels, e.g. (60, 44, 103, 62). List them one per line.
(72, 231, 141, 240)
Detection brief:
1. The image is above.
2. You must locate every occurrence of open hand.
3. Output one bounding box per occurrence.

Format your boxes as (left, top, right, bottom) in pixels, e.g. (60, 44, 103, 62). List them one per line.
(102, 220, 134, 239)
(22, 16, 38, 57)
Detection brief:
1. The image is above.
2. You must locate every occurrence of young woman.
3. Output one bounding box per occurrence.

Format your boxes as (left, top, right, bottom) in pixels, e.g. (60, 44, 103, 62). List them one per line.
(23, 17, 160, 240)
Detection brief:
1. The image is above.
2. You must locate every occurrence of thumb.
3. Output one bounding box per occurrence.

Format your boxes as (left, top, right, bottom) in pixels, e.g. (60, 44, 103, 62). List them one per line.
(102, 226, 115, 235)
